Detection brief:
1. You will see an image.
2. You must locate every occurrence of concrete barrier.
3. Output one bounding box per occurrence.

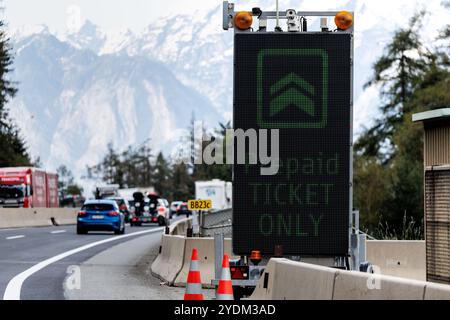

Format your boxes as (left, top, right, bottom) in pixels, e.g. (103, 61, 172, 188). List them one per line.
(250, 259, 278, 300)
(250, 258, 450, 300)
(366, 240, 426, 281)
(333, 269, 426, 300)
(173, 237, 233, 288)
(251, 258, 337, 300)
(169, 217, 192, 236)
(53, 208, 78, 225)
(152, 217, 235, 287)
(151, 234, 186, 285)
(424, 282, 450, 300)
(0, 208, 78, 229)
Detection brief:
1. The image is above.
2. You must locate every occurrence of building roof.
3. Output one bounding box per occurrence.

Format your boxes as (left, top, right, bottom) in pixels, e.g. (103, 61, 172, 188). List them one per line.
(412, 108, 450, 123)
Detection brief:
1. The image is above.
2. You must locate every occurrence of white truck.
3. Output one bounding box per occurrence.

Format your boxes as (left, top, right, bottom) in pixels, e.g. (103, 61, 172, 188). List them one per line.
(195, 179, 232, 211)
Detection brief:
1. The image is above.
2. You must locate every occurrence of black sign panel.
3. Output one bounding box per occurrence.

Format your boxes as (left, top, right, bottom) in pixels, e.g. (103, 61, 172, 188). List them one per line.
(233, 33, 352, 256)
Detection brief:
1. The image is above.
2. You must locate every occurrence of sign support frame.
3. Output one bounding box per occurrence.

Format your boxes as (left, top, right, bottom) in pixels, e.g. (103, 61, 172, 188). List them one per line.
(225, 1, 359, 269)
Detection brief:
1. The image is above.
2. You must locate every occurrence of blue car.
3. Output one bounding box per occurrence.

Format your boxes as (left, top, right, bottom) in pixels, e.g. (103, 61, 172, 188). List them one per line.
(77, 200, 126, 235)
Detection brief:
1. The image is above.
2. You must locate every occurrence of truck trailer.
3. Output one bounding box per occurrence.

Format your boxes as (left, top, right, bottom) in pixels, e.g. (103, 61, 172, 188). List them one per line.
(195, 179, 232, 211)
(0, 167, 59, 208)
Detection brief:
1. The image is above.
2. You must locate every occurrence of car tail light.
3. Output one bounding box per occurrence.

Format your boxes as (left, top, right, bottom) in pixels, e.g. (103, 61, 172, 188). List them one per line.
(158, 207, 165, 213)
(78, 210, 87, 216)
(108, 211, 120, 216)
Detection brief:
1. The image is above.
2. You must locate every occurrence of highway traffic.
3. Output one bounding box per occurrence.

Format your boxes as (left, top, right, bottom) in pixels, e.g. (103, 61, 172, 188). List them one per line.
(0, 221, 170, 300)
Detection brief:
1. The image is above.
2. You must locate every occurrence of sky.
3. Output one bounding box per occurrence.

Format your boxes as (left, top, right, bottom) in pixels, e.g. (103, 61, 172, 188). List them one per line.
(3, 0, 217, 33)
(3, 0, 447, 38)
(5, 0, 445, 34)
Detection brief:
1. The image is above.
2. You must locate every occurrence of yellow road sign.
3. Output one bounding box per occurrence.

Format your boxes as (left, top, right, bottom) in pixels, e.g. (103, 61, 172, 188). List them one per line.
(188, 199, 212, 211)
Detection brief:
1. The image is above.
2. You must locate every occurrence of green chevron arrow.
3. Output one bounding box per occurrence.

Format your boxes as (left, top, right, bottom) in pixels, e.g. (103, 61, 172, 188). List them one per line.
(270, 73, 315, 96)
(269, 73, 316, 117)
(270, 88, 315, 117)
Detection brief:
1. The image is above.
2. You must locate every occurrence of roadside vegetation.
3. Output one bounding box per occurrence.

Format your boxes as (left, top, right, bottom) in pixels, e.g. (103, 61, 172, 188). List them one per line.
(355, 9, 450, 239)
(86, 120, 232, 202)
(0, 19, 31, 167)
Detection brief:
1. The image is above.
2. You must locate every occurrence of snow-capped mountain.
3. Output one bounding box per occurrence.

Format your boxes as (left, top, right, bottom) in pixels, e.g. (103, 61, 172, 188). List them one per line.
(5, 0, 448, 180)
(57, 0, 448, 132)
(9, 31, 220, 177)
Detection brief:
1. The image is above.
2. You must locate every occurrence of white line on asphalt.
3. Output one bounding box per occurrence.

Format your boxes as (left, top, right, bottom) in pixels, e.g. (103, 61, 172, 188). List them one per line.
(50, 230, 66, 234)
(5, 235, 25, 240)
(0, 228, 27, 233)
(3, 227, 165, 300)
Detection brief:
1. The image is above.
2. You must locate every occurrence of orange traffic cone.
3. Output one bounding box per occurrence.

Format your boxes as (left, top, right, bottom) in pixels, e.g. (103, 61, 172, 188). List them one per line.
(184, 248, 204, 300)
(216, 254, 234, 300)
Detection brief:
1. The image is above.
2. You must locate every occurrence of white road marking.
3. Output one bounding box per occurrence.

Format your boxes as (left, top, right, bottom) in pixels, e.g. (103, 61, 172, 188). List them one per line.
(50, 230, 66, 234)
(6, 235, 25, 240)
(0, 228, 27, 233)
(3, 227, 164, 300)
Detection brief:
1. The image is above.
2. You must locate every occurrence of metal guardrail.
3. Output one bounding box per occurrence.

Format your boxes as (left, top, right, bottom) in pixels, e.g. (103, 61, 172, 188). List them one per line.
(200, 208, 232, 237)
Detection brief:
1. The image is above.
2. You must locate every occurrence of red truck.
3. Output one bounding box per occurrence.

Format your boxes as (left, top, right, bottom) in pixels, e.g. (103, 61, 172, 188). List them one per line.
(0, 167, 59, 208)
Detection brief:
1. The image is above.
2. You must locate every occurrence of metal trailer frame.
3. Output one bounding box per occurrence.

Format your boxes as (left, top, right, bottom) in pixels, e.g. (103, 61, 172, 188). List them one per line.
(217, 2, 363, 293)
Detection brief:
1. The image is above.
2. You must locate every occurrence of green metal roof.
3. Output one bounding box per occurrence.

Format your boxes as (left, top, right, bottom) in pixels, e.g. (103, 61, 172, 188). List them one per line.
(412, 108, 450, 122)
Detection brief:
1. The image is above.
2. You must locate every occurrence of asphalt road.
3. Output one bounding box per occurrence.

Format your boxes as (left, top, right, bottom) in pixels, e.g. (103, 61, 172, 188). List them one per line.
(0, 221, 167, 300)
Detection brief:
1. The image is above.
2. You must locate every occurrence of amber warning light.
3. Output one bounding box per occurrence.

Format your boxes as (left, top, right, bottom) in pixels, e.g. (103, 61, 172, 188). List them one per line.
(250, 250, 262, 265)
(335, 11, 353, 30)
(234, 11, 253, 30)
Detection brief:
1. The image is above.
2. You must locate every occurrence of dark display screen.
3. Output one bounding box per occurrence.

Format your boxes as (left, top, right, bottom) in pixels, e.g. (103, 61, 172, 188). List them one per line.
(233, 33, 352, 255)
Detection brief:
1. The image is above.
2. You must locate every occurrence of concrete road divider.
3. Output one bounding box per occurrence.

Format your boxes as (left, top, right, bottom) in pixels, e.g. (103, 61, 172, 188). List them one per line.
(424, 282, 450, 300)
(250, 258, 277, 300)
(366, 240, 426, 281)
(333, 269, 426, 300)
(274, 259, 336, 300)
(250, 258, 337, 300)
(53, 209, 79, 225)
(0, 208, 78, 229)
(170, 217, 192, 236)
(152, 219, 450, 298)
(173, 237, 232, 288)
(250, 258, 450, 300)
(151, 234, 186, 285)
(152, 217, 234, 287)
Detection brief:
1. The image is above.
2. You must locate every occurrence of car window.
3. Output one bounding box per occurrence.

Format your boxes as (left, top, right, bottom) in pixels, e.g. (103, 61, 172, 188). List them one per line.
(83, 203, 115, 211)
